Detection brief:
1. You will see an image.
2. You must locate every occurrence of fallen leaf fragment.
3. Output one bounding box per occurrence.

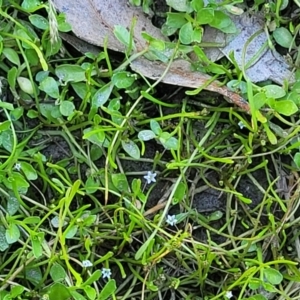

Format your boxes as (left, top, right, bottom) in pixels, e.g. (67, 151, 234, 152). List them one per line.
(131, 58, 251, 113)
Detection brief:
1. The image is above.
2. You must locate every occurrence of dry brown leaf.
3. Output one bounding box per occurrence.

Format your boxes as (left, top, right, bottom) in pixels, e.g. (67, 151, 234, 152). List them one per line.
(53, 0, 168, 52)
(53, 0, 250, 112)
(131, 58, 251, 113)
(202, 14, 295, 85)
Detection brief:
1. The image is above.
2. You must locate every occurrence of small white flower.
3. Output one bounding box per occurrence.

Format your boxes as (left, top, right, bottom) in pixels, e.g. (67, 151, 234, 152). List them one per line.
(238, 121, 245, 129)
(102, 268, 112, 279)
(225, 291, 233, 299)
(82, 260, 93, 267)
(143, 171, 157, 184)
(14, 163, 21, 171)
(166, 215, 177, 226)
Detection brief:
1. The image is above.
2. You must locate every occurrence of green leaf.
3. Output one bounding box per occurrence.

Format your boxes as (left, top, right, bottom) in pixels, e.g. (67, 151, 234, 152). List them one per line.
(4, 172, 30, 193)
(0, 120, 12, 131)
(172, 182, 186, 204)
(23, 216, 40, 224)
(57, 14, 72, 32)
(150, 120, 161, 135)
(191, 0, 204, 11)
(17, 77, 34, 94)
(7, 196, 19, 215)
(112, 173, 129, 192)
(60, 101, 75, 116)
(209, 11, 236, 33)
(65, 225, 78, 239)
(92, 83, 114, 108)
(2, 48, 20, 65)
(293, 152, 300, 168)
(0, 225, 9, 251)
(108, 98, 121, 111)
(85, 176, 100, 194)
(31, 232, 44, 258)
(165, 13, 187, 29)
(10, 285, 24, 298)
(55, 64, 86, 83)
(48, 283, 71, 300)
(6, 223, 20, 244)
(40, 103, 61, 121)
(208, 210, 223, 221)
(138, 130, 156, 141)
(114, 25, 135, 50)
(39, 77, 59, 98)
(121, 139, 140, 159)
(166, 0, 190, 12)
(21, 0, 41, 12)
(131, 178, 141, 195)
(0, 130, 13, 152)
(71, 82, 88, 99)
(192, 28, 202, 42)
(29, 14, 49, 30)
(0, 101, 14, 111)
(50, 263, 67, 282)
(273, 100, 298, 116)
(82, 270, 101, 286)
(83, 126, 106, 147)
(84, 286, 96, 300)
(264, 85, 286, 99)
(112, 71, 135, 89)
(273, 27, 293, 48)
(253, 92, 267, 109)
(248, 295, 268, 300)
(20, 161, 38, 180)
(11, 107, 24, 121)
(263, 123, 277, 145)
(25, 266, 43, 285)
(196, 8, 214, 24)
(163, 136, 179, 150)
(70, 291, 86, 300)
(263, 267, 283, 285)
(8, 67, 18, 89)
(98, 280, 117, 300)
(90, 144, 103, 160)
(179, 22, 194, 45)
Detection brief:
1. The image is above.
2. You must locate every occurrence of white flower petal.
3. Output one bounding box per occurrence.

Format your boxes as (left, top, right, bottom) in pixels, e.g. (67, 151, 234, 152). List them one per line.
(82, 260, 93, 267)
(166, 215, 177, 226)
(225, 291, 233, 299)
(102, 268, 112, 279)
(143, 171, 157, 184)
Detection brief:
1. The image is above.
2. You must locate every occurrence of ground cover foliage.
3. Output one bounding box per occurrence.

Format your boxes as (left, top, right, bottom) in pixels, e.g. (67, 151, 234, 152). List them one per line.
(1, 0, 300, 299)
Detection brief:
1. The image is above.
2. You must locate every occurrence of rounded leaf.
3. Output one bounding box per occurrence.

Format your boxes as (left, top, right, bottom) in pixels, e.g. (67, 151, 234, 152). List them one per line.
(112, 71, 135, 89)
(196, 8, 214, 24)
(20, 161, 38, 180)
(264, 85, 286, 99)
(2, 48, 20, 65)
(112, 173, 129, 192)
(55, 64, 86, 83)
(293, 152, 300, 168)
(274, 100, 298, 116)
(50, 264, 67, 282)
(166, 0, 190, 12)
(60, 101, 75, 116)
(39, 77, 59, 98)
(179, 22, 193, 45)
(17, 77, 34, 94)
(29, 14, 49, 29)
(138, 130, 156, 141)
(263, 267, 283, 285)
(273, 27, 293, 48)
(121, 139, 140, 159)
(6, 223, 20, 244)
